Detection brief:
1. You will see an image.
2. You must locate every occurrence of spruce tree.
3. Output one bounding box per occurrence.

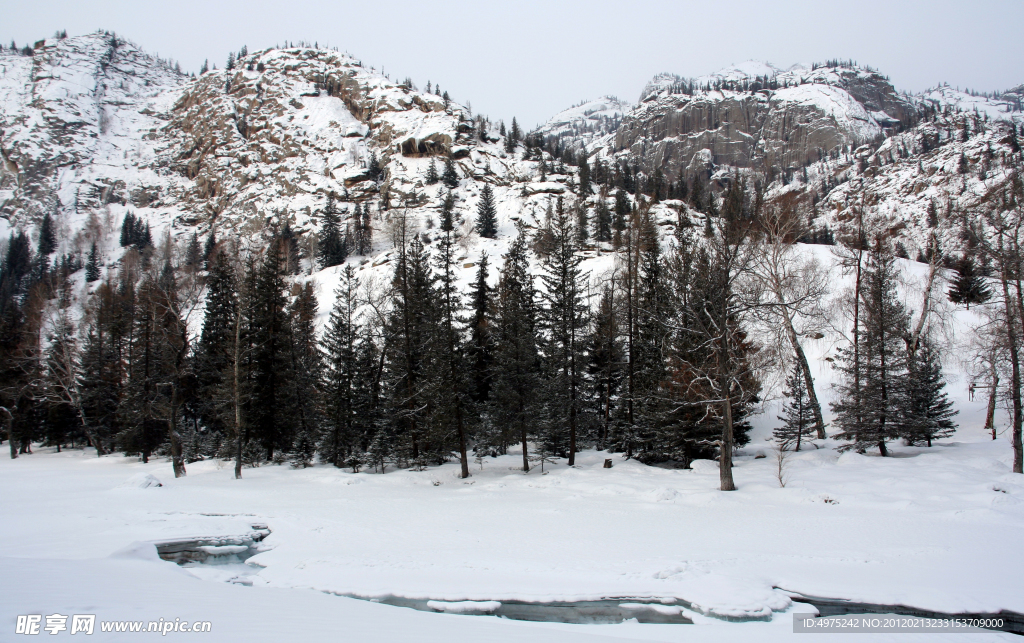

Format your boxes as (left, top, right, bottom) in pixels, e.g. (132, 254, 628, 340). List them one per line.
(539, 203, 590, 465)
(429, 209, 472, 477)
(322, 266, 361, 466)
(288, 283, 323, 467)
(476, 184, 498, 238)
(903, 336, 957, 446)
(318, 195, 347, 268)
(38, 211, 57, 256)
(247, 249, 296, 460)
(587, 283, 623, 449)
(85, 243, 100, 282)
(467, 253, 493, 404)
(831, 240, 911, 456)
(195, 251, 238, 444)
(773, 362, 816, 451)
(425, 158, 439, 185)
(947, 256, 991, 310)
(185, 233, 202, 268)
(594, 198, 612, 243)
(442, 156, 459, 188)
(490, 226, 541, 471)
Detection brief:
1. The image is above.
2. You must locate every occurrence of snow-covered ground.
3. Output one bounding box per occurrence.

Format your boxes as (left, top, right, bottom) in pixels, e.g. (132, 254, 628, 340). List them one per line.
(2, 424, 1021, 641)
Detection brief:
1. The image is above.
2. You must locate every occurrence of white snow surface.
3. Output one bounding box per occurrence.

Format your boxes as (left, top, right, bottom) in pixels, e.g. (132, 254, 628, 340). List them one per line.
(2, 362, 1023, 641)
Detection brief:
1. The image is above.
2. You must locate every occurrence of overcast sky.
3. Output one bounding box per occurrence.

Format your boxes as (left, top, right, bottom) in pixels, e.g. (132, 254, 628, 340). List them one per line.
(4, 0, 1023, 128)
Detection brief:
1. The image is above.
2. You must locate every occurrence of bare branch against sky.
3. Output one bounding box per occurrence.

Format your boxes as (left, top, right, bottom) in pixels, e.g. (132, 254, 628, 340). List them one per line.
(4, 0, 1023, 128)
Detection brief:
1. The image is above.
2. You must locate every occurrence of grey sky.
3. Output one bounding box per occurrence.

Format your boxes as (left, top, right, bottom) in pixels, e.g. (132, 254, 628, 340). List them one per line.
(4, 0, 1022, 129)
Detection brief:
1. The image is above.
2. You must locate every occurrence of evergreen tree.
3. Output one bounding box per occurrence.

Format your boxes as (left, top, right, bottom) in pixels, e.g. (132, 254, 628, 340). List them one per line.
(429, 210, 472, 477)
(577, 152, 591, 195)
(903, 336, 957, 446)
(195, 251, 237, 446)
(287, 283, 323, 467)
(442, 156, 459, 188)
(38, 211, 57, 256)
(203, 228, 218, 268)
(467, 254, 493, 404)
(367, 152, 382, 182)
(539, 203, 590, 465)
(322, 266, 362, 467)
(247, 249, 296, 460)
(831, 241, 911, 456)
(587, 283, 623, 449)
(594, 198, 612, 243)
(490, 226, 541, 471)
(476, 184, 498, 238)
(318, 195, 347, 268)
(185, 233, 202, 268)
(85, 243, 100, 282)
(947, 256, 991, 309)
(773, 362, 816, 451)
(425, 158, 439, 185)
(383, 230, 436, 466)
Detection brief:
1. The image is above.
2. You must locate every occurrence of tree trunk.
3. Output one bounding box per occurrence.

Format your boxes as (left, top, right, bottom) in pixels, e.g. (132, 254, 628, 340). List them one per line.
(1001, 273, 1024, 473)
(779, 300, 825, 439)
(2, 407, 15, 460)
(908, 238, 939, 357)
(985, 369, 999, 440)
(167, 383, 186, 478)
(233, 309, 243, 480)
(719, 374, 736, 492)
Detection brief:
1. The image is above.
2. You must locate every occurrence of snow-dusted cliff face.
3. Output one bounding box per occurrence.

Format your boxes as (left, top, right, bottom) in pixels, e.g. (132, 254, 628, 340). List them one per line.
(532, 96, 631, 157)
(0, 33, 186, 228)
(1, 36, 1022, 270)
(598, 62, 917, 179)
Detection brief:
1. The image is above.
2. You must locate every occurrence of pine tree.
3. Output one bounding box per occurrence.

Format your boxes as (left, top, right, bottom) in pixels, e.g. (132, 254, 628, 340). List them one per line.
(38, 211, 57, 256)
(588, 283, 623, 449)
(203, 229, 218, 268)
(185, 233, 202, 268)
(247, 249, 296, 460)
(287, 283, 323, 467)
(831, 241, 911, 456)
(773, 363, 816, 451)
(476, 184, 498, 238)
(200, 59, 208, 75)
(425, 158, 439, 185)
(903, 336, 957, 446)
(442, 156, 459, 188)
(195, 251, 238, 445)
(594, 198, 612, 242)
(318, 195, 347, 268)
(947, 256, 991, 309)
(85, 243, 100, 282)
(322, 266, 361, 467)
(429, 211, 472, 477)
(368, 152, 382, 182)
(490, 226, 541, 471)
(539, 203, 590, 465)
(467, 254, 493, 404)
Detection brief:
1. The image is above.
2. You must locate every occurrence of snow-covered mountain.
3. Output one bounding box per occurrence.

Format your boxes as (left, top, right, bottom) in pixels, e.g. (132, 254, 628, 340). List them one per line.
(531, 95, 631, 157)
(1, 35, 1023, 276)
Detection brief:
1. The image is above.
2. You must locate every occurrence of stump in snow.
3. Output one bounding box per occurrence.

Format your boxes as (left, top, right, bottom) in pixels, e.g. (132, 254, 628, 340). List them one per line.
(603, 459, 613, 468)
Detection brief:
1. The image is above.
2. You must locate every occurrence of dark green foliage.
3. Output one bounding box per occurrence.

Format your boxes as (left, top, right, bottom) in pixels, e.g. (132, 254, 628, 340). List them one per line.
(322, 266, 364, 466)
(947, 256, 991, 309)
(594, 198, 612, 243)
(489, 227, 541, 470)
(119, 213, 152, 249)
(538, 203, 590, 465)
(318, 194, 348, 268)
(831, 242, 911, 456)
(246, 250, 296, 460)
(467, 254, 493, 404)
(903, 337, 957, 447)
(774, 363, 816, 451)
(476, 184, 498, 238)
(38, 212, 57, 256)
(85, 243, 100, 282)
(442, 156, 459, 188)
(425, 158, 439, 185)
